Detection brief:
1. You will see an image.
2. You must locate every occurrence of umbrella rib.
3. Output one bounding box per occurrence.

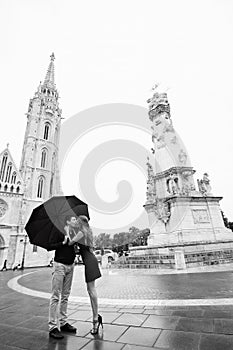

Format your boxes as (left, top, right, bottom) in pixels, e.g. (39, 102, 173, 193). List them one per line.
(61, 204, 87, 216)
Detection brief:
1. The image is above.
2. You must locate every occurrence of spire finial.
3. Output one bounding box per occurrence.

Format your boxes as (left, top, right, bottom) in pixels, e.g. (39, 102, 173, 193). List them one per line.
(6, 143, 9, 148)
(43, 53, 55, 87)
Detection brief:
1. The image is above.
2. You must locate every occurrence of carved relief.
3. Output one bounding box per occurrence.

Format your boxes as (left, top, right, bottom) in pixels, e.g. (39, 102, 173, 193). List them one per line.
(154, 198, 170, 224)
(192, 209, 210, 224)
(0, 199, 8, 218)
(180, 170, 196, 195)
(178, 149, 187, 164)
(170, 135, 177, 144)
(146, 158, 156, 203)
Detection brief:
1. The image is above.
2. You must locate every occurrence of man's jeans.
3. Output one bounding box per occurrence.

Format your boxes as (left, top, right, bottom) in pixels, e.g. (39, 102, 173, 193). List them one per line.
(49, 262, 74, 331)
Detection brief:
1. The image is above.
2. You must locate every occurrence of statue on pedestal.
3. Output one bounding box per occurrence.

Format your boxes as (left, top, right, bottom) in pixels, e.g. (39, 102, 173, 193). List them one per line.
(168, 173, 179, 195)
(198, 173, 212, 196)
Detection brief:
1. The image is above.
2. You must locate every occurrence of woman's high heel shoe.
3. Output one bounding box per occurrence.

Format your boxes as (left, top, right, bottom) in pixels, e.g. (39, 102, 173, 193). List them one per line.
(90, 314, 103, 334)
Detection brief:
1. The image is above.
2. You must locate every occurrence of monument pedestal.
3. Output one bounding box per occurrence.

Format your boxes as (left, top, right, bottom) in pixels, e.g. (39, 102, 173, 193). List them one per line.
(146, 196, 233, 247)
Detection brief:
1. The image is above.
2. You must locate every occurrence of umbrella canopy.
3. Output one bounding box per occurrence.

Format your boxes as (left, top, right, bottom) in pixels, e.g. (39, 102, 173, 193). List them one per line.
(25, 195, 89, 249)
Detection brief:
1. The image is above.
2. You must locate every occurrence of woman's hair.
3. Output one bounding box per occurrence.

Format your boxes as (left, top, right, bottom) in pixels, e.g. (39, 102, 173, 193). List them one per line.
(76, 216, 93, 247)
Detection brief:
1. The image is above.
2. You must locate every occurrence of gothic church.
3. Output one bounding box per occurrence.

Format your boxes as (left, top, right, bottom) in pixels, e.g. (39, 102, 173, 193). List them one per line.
(0, 54, 63, 268)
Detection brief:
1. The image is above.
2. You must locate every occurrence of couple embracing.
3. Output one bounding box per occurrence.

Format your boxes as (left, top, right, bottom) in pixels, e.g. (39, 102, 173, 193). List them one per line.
(48, 215, 102, 339)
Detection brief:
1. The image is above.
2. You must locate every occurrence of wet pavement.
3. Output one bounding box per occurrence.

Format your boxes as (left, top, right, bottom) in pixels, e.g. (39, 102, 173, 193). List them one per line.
(2, 265, 233, 349)
(14, 265, 233, 300)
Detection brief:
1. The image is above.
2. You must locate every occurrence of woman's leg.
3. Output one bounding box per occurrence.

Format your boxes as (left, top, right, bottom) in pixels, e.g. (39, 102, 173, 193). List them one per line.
(86, 280, 98, 321)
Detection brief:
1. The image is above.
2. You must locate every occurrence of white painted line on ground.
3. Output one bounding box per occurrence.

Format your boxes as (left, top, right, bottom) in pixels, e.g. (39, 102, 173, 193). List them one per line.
(7, 272, 233, 307)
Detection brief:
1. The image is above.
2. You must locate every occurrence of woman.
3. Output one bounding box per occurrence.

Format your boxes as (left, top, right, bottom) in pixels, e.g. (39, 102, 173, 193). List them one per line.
(68, 215, 102, 334)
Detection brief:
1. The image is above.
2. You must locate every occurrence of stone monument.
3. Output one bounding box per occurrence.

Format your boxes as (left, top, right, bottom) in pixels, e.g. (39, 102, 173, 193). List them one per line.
(128, 87, 233, 269)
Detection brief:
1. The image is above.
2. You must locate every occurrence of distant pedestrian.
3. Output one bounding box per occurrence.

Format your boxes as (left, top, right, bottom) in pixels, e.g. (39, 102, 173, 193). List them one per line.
(1, 259, 7, 271)
(12, 263, 21, 271)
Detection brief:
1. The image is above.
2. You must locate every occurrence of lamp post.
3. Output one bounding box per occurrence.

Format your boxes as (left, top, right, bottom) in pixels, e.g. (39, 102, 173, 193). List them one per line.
(21, 234, 27, 270)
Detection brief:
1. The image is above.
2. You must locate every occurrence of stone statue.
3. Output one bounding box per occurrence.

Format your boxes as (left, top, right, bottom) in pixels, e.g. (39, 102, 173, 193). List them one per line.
(168, 173, 178, 195)
(198, 173, 212, 195)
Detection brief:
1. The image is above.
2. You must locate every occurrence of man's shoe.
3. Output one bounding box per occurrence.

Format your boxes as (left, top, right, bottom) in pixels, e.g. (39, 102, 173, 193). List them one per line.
(60, 323, 77, 333)
(49, 328, 64, 339)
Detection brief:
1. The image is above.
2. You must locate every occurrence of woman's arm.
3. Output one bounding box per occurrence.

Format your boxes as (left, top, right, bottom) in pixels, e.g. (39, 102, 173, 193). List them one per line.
(68, 231, 84, 245)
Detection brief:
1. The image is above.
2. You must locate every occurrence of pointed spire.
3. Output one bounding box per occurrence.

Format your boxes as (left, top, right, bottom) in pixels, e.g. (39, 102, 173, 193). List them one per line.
(43, 53, 55, 88)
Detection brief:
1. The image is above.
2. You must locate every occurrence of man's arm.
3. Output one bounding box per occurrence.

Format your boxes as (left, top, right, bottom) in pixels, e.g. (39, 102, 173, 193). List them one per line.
(47, 236, 68, 251)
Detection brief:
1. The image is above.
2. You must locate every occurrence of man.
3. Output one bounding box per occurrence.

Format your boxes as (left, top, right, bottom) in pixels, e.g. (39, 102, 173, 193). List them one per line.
(47, 215, 78, 339)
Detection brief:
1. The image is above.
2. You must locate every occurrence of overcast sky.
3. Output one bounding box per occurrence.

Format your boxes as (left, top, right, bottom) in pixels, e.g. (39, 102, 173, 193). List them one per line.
(0, 0, 233, 233)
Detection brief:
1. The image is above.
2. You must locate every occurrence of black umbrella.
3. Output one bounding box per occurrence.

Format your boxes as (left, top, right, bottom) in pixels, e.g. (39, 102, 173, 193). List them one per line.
(25, 195, 89, 249)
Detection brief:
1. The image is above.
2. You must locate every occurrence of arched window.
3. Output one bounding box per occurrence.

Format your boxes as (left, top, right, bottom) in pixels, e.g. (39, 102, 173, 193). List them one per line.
(4, 184, 8, 192)
(10, 185, 14, 192)
(37, 177, 44, 198)
(11, 171, 16, 184)
(16, 186, 20, 193)
(0, 153, 8, 181)
(43, 123, 50, 140)
(40, 149, 47, 168)
(5, 162, 12, 182)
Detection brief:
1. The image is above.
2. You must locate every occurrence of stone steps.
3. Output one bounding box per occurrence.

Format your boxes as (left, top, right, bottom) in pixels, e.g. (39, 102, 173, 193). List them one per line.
(112, 255, 175, 269)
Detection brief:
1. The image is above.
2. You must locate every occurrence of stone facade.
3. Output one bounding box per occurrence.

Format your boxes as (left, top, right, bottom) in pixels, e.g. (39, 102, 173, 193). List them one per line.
(0, 54, 62, 269)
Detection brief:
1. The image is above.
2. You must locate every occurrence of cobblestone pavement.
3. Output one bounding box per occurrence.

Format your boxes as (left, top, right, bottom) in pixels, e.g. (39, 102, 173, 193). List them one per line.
(15, 264, 233, 300)
(2, 266, 233, 349)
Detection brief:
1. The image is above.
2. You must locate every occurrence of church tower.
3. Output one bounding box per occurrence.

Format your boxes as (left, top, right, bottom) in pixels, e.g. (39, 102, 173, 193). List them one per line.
(19, 53, 62, 203)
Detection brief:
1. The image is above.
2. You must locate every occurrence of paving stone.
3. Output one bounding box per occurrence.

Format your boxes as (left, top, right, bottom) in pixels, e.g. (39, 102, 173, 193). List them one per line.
(142, 315, 180, 330)
(42, 335, 91, 350)
(70, 320, 93, 336)
(113, 313, 148, 326)
(214, 318, 233, 335)
(118, 308, 145, 314)
(122, 345, 162, 350)
(0, 345, 21, 350)
(203, 310, 233, 319)
(0, 323, 15, 336)
(117, 326, 161, 347)
(10, 330, 49, 350)
(85, 323, 128, 342)
(175, 317, 214, 333)
(155, 330, 201, 350)
(199, 333, 233, 350)
(98, 306, 120, 312)
(172, 309, 204, 318)
(0, 327, 34, 346)
(15, 315, 48, 331)
(143, 309, 173, 316)
(67, 309, 91, 321)
(87, 312, 120, 323)
(0, 312, 34, 326)
(81, 339, 124, 349)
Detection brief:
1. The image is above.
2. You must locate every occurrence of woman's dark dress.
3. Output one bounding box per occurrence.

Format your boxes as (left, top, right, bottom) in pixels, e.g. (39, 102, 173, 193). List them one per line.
(78, 235, 101, 283)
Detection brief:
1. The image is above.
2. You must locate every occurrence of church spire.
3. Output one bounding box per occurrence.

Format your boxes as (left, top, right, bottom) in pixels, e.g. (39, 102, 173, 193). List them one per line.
(43, 53, 55, 88)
